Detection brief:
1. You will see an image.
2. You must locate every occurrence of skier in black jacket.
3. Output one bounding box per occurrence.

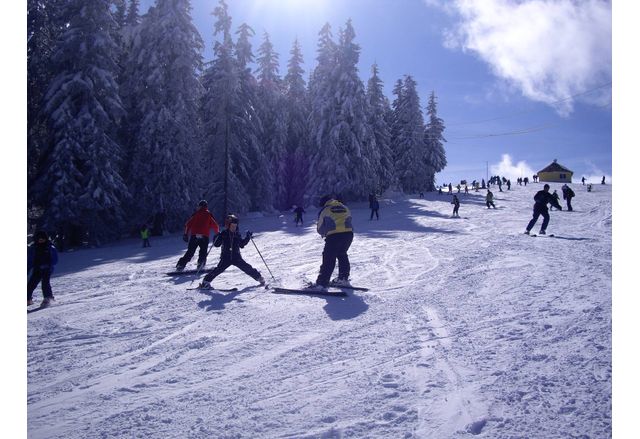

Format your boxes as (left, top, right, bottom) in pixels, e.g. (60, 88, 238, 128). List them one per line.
(197, 214, 264, 289)
(524, 184, 562, 235)
(27, 230, 59, 306)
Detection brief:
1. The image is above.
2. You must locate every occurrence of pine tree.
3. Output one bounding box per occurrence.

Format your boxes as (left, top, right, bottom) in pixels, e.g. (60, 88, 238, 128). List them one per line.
(366, 63, 395, 193)
(37, 0, 129, 244)
(391, 75, 428, 193)
(123, 0, 204, 231)
(424, 90, 447, 191)
(256, 32, 288, 209)
(283, 38, 310, 208)
(201, 1, 259, 216)
(308, 20, 375, 201)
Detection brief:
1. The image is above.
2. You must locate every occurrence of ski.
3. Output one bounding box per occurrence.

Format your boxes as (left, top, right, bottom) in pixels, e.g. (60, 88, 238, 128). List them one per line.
(186, 287, 238, 292)
(328, 284, 369, 291)
(272, 287, 348, 297)
(529, 234, 555, 238)
(166, 269, 205, 276)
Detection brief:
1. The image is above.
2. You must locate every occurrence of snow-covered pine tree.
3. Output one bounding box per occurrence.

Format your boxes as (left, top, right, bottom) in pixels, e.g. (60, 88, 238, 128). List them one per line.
(122, 0, 204, 232)
(27, 0, 65, 198)
(424, 90, 447, 191)
(366, 63, 395, 193)
(283, 38, 310, 208)
(201, 1, 259, 217)
(36, 0, 129, 244)
(126, 0, 140, 26)
(256, 32, 288, 210)
(308, 20, 375, 201)
(391, 75, 428, 194)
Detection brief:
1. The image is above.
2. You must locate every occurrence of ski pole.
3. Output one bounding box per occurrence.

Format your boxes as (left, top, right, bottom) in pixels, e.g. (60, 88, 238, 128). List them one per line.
(250, 237, 276, 280)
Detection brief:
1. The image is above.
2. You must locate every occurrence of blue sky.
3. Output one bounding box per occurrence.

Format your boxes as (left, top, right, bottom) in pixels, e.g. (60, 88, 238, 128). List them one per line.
(148, 0, 612, 185)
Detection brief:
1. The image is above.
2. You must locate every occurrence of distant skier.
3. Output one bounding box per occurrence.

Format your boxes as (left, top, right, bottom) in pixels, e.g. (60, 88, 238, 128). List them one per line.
(197, 214, 265, 289)
(562, 184, 575, 211)
(581, 176, 586, 185)
(451, 195, 460, 217)
(140, 224, 151, 247)
(176, 200, 220, 271)
(550, 190, 561, 211)
(293, 205, 305, 226)
(486, 190, 496, 209)
(524, 184, 562, 235)
(369, 196, 380, 220)
(311, 195, 353, 289)
(27, 230, 58, 306)
(601, 176, 606, 185)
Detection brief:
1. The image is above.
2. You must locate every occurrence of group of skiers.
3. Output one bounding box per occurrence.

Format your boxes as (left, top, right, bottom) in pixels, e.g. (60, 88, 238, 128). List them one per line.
(28, 178, 589, 304)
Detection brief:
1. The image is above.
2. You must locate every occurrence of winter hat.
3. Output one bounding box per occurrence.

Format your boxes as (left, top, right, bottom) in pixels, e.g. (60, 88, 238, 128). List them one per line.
(34, 230, 48, 241)
(198, 200, 208, 208)
(544, 184, 550, 190)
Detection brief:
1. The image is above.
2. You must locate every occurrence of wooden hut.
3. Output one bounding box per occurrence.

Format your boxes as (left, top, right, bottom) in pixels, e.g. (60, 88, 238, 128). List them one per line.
(537, 159, 573, 183)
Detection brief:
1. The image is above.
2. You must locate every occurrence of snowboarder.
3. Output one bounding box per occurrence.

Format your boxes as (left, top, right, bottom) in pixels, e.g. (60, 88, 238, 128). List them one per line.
(451, 195, 460, 217)
(550, 190, 561, 211)
(312, 195, 353, 289)
(524, 184, 562, 235)
(369, 196, 380, 220)
(175, 200, 220, 271)
(562, 184, 575, 211)
(197, 214, 265, 289)
(28, 230, 58, 306)
(293, 205, 305, 226)
(486, 190, 496, 209)
(140, 224, 151, 247)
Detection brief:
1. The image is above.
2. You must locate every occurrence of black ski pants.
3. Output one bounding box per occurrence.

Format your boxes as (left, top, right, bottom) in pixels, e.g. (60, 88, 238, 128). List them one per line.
(526, 206, 550, 232)
(178, 235, 210, 268)
(370, 208, 379, 220)
(566, 196, 573, 211)
(316, 232, 354, 286)
(28, 268, 54, 301)
(203, 256, 261, 282)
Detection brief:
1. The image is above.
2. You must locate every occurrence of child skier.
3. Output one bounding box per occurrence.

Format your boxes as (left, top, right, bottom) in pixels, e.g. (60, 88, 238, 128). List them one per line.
(27, 230, 59, 306)
(451, 195, 460, 217)
(140, 224, 151, 247)
(486, 190, 496, 208)
(197, 214, 265, 289)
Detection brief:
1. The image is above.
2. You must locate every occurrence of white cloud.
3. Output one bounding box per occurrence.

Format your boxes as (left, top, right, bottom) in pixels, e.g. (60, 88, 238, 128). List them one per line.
(490, 154, 536, 181)
(431, 0, 612, 115)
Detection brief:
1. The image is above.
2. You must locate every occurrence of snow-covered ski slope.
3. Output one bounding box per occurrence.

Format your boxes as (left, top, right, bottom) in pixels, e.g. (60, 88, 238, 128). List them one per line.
(27, 182, 611, 438)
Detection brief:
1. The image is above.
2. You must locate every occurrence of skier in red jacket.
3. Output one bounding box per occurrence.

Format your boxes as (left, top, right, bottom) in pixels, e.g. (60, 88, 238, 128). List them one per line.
(176, 200, 220, 271)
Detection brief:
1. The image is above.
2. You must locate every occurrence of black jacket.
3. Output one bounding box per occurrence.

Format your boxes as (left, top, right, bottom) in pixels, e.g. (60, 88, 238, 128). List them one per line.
(533, 190, 562, 211)
(213, 228, 251, 260)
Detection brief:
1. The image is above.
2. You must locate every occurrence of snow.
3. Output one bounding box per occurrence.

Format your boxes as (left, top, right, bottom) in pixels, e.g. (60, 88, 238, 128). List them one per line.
(26, 183, 612, 438)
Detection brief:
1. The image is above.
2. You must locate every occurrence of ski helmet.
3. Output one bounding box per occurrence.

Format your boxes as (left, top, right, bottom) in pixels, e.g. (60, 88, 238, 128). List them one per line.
(225, 214, 239, 227)
(198, 200, 208, 208)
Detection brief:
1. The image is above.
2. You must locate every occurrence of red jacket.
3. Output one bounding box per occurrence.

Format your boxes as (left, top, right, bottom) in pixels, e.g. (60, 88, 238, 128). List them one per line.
(184, 208, 219, 237)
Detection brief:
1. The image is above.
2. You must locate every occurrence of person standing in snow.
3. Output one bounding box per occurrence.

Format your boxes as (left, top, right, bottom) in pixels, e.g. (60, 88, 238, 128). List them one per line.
(293, 205, 305, 226)
(562, 184, 575, 211)
(581, 176, 586, 185)
(524, 184, 562, 235)
(197, 214, 265, 289)
(140, 224, 151, 247)
(451, 195, 460, 217)
(312, 195, 353, 289)
(550, 190, 561, 211)
(486, 190, 496, 209)
(28, 230, 58, 306)
(176, 200, 220, 271)
(601, 176, 606, 184)
(369, 195, 380, 220)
